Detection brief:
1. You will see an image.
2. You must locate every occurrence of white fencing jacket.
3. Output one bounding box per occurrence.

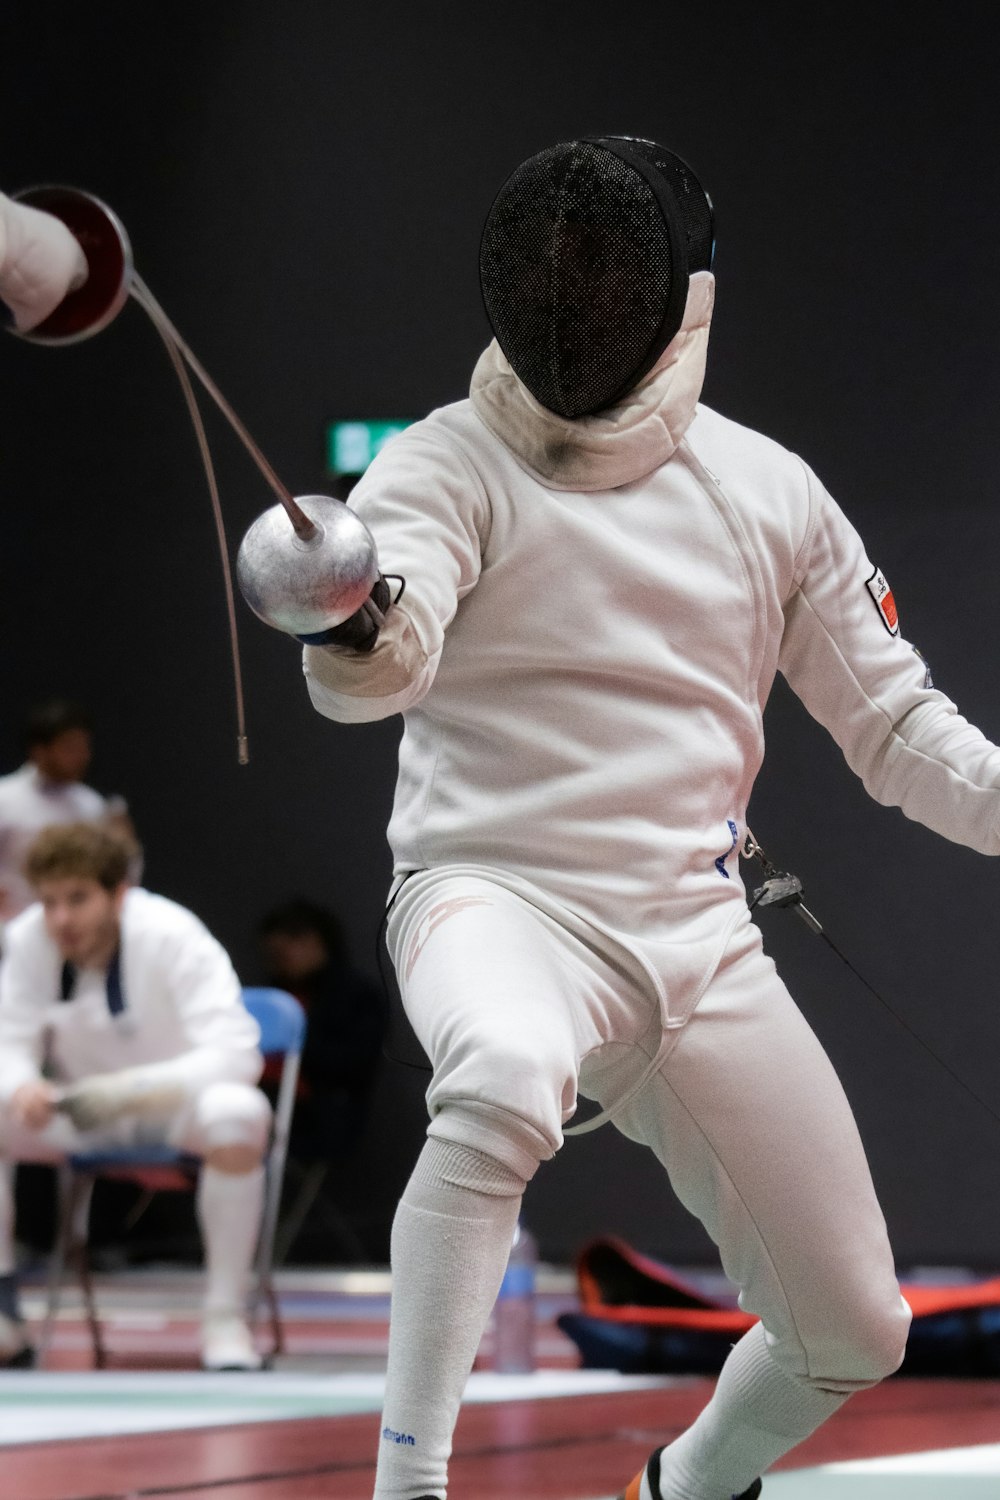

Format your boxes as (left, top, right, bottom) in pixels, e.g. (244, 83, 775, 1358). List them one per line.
(304, 273, 1000, 1029)
(0, 887, 261, 1104)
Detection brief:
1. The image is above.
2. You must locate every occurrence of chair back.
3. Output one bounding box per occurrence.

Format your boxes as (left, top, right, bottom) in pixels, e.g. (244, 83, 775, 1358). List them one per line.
(240, 986, 307, 1056)
(239, 987, 306, 1301)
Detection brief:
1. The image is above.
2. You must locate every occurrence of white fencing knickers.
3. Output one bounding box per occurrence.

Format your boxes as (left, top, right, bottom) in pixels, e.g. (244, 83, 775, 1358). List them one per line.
(387, 867, 910, 1391)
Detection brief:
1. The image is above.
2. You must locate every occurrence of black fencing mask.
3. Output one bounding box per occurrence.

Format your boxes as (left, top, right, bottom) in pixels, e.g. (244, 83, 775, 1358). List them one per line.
(479, 137, 714, 420)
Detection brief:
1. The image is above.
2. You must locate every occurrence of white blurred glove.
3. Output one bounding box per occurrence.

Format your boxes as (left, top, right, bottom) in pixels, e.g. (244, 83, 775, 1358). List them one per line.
(54, 1067, 188, 1131)
(0, 192, 88, 332)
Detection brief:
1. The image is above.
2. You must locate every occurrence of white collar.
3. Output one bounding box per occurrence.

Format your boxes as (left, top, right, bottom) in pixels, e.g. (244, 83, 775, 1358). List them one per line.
(469, 272, 715, 491)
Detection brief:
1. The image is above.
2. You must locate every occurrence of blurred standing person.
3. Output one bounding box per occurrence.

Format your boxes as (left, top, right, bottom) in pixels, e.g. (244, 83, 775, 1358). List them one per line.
(256, 898, 388, 1163)
(0, 699, 138, 938)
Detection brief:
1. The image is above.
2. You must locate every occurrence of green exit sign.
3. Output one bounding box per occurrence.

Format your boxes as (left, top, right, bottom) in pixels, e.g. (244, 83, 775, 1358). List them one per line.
(327, 420, 414, 476)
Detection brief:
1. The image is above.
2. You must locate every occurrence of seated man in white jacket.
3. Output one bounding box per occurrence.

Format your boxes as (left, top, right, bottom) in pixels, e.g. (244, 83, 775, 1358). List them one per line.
(0, 822, 271, 1371)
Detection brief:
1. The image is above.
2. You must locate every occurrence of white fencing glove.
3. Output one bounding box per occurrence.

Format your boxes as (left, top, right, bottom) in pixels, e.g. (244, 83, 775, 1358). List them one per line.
(54, 1067, 188, 1132)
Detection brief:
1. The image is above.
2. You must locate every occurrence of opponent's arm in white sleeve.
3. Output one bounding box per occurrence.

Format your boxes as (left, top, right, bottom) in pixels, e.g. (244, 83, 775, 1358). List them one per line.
(0, 192, 88, 332)
(303, 425, 491, 724)
(778, 468, 1000, 854)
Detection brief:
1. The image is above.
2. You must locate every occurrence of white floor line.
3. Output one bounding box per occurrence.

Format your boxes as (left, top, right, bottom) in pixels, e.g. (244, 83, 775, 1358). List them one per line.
(592, 1445, 1000, 1499)
(827, 1442, 1000, 1474)
(0, 1367, 680, 1445)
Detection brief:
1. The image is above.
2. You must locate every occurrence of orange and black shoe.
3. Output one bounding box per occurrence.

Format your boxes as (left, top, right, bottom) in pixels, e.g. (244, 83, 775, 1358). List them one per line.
(617, 1448, 762, 1500)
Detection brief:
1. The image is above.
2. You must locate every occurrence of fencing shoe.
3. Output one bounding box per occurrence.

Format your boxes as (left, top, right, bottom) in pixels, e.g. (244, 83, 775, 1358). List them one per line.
(618, 1447, 762, 1499)
(200, 1310, 263, 1371)
(0, 1311, 34, 1368)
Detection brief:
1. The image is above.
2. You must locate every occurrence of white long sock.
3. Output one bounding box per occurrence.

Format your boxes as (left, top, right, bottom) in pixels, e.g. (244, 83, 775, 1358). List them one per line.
(374, 1139, 525, 1500)
(196, 1165, 265, 1314)
(654, 1322, 851, 1499)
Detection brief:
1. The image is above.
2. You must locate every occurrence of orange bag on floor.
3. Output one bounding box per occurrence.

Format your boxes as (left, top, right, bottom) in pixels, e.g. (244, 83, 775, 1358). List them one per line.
(557, 1236, 1000, 1377)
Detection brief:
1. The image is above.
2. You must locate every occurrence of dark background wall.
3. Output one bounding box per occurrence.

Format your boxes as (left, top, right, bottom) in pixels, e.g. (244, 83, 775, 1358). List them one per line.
(2, 2, 998, 1270)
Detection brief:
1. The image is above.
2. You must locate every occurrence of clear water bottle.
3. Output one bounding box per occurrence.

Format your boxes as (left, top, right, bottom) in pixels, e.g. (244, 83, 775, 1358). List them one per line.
(493, 1219, 537, 1373)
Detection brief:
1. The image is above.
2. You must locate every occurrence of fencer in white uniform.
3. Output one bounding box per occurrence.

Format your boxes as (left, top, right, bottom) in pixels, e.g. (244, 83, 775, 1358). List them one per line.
(3, 144, 997, 1498)
(296, 139, 1000, 1500)
(0, 822, 270, 1371)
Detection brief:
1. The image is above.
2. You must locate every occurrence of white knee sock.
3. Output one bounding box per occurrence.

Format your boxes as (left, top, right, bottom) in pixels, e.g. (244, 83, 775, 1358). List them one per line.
(654, 1322, 851, 1499)
(374, 1138, 525, 1500)
(196, 1165, 265, 1315)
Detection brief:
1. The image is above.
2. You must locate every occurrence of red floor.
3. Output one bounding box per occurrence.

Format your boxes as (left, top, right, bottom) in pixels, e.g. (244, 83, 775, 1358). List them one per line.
(13, 1270, 1000, 1498)
(5, 1378, 1000, 1500)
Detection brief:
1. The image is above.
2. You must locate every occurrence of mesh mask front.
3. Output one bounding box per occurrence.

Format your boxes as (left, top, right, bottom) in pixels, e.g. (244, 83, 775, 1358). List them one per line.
(479, 138, 712, 420)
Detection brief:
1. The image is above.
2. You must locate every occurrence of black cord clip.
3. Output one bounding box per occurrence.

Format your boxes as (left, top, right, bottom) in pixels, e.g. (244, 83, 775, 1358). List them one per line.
(740, 826, 1000, 1133)
(743, 830, 823, 934)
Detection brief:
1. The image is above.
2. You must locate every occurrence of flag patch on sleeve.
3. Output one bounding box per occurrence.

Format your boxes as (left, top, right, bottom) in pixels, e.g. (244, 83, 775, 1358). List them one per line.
(866, 567, 899, 636)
